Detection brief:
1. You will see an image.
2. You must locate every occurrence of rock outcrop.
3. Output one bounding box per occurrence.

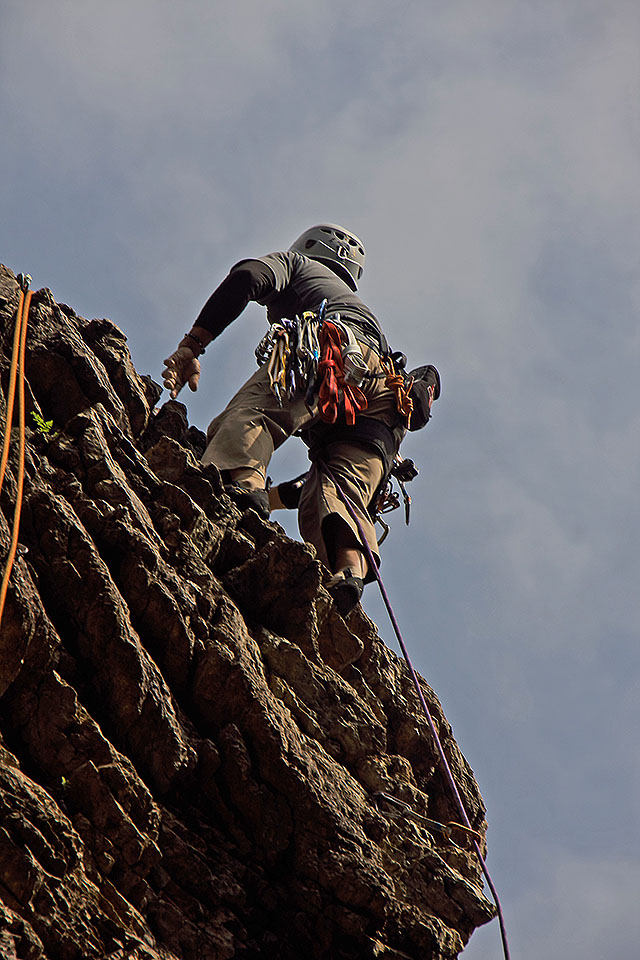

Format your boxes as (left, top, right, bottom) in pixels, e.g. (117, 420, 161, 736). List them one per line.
(0, 264, 494, 959)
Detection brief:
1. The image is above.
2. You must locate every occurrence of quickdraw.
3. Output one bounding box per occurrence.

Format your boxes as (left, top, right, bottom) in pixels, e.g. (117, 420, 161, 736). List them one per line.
(372, 454, 419, 543)
(266, 326, 292, 404)
(372, 791, 484, 847)
(256, 309, 322, 407)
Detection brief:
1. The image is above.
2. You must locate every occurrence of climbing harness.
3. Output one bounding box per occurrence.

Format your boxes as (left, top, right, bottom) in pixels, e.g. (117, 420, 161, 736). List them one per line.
(0, 274, 32, 630)
(321, 462, 512, 960)
(257, 302, 438, 544)
(255, 299, 370, 422)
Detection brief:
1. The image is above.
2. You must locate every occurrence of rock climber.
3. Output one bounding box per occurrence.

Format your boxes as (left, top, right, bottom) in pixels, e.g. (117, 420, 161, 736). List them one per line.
(162, 224, 439, 616)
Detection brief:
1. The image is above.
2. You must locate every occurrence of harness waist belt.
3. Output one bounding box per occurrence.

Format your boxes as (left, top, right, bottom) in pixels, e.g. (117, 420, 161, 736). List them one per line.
(303, 416, 400, 473)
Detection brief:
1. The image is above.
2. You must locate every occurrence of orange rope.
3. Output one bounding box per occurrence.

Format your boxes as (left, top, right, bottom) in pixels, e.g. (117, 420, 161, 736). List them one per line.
(0, 289, 26, 494)
(382, 358, 414, 429)
(317, 321, 368, 426)
(0, 284, 32, 628)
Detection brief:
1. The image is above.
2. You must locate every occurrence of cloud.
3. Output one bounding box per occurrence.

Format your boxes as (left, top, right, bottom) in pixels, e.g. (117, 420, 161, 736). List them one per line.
(465, 852, 640, 960)
(2, 5, 640, 956)
(512, 852, 640, 960)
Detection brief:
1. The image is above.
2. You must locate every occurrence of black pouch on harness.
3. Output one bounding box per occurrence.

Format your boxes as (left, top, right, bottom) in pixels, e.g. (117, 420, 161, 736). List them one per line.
(406, 364, 441, 431)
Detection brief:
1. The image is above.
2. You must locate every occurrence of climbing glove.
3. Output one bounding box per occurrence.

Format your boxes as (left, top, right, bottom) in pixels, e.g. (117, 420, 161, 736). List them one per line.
(225, 483, 271, 520)
(162, 346, 201, 398)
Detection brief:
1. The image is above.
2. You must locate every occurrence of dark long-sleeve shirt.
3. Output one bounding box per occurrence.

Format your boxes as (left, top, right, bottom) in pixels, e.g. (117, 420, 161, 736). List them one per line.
(195, 251, 388, 355)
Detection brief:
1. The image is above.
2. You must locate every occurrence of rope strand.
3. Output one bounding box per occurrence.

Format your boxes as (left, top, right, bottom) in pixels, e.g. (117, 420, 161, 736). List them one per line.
(0, 283, 32, 628)
(322, 461, 511, 960)
(381, 357, 414, 428)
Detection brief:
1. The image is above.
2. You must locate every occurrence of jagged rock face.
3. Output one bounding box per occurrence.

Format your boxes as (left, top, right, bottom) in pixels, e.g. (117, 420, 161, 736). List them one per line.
(0, 264, 494, 959)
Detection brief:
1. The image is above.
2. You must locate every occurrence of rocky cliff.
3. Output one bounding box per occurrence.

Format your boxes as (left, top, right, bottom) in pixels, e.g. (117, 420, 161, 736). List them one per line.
(0, 264, 494, 959)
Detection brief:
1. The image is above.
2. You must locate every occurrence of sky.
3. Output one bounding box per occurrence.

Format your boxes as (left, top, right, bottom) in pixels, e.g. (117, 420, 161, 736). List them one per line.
(2, 1, 640, 956)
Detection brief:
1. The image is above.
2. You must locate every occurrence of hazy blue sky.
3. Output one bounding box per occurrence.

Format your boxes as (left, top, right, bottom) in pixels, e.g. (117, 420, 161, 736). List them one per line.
(2, 2, 639, 956)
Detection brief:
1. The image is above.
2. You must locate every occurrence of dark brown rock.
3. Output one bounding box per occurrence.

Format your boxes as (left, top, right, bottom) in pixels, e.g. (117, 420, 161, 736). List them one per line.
(0, 263, 494, 958)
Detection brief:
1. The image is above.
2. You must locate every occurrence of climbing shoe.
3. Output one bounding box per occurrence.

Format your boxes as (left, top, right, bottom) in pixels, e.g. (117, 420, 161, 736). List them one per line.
(224, 483, 270, 520)
(276, 471, 309, 509)
(327, 568, 364, 618)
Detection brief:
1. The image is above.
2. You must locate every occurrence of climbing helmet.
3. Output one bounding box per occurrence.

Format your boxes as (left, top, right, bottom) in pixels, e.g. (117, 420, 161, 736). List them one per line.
(289, 224, 366, 290)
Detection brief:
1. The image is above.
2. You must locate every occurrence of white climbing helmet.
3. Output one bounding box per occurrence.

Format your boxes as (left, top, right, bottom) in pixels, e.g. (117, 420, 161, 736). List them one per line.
(289, 223, 366, 290)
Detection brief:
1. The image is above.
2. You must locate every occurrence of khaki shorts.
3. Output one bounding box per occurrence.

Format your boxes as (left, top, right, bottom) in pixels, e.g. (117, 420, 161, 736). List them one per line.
(298, 440, 385, 575)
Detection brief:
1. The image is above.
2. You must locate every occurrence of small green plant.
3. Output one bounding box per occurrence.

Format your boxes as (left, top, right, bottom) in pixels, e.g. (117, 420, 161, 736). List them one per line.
(30, 411, 58, 438)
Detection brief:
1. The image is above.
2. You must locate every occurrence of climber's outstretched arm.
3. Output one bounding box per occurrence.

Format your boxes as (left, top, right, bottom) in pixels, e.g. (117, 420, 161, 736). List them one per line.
(162, 261, 276, 397)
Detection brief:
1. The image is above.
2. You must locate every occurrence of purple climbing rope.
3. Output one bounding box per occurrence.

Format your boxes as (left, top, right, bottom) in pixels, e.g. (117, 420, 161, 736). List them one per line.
(322, 462, 511, 960)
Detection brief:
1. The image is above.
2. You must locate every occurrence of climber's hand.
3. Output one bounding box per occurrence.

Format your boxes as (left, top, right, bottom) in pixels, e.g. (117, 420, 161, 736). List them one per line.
(162, 346, 201, 398)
